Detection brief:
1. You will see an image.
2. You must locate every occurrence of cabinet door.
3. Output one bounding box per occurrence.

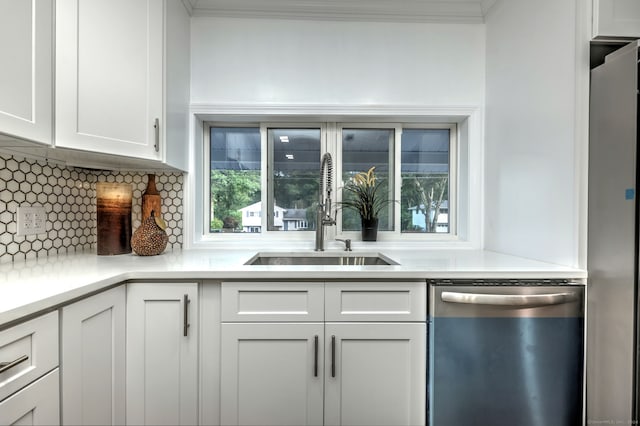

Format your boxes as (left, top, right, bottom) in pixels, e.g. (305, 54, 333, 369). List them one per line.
(0, 369, 60, 425)
(126, 283, 198, 426)
(55, 0, 162, 160)
(61, 286, 125, 426)
(221, 323, 324, 426)
(324, 323, 426, 426)
(594, 0, 640, 38)
(0, 0, 52, 144)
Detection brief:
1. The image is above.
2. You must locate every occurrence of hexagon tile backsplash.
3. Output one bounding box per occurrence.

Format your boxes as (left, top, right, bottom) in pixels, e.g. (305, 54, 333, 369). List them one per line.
(0, 153, 184, 263)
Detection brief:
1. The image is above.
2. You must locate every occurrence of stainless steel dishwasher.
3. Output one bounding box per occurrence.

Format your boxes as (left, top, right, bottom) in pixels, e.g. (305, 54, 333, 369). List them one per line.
(428, 280, 585, 426)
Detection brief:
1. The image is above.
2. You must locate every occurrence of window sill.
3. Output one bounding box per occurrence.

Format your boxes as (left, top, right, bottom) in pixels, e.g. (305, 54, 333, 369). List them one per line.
(190, 234, 478, 252)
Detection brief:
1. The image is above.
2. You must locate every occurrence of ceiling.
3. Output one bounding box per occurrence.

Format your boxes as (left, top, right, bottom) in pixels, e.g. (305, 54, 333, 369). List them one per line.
(184, 0, 499, 23)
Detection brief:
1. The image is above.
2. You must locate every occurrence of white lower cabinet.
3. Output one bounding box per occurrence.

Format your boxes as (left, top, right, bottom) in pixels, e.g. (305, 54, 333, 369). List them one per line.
(1, 280, 426, 426)
(0, 311, 59, 425)
(221, 323, 325, 426)
(60, 286, 126, 426)
(221, 322, 425, 426)
(220, 281, 427, 426)
(0, 369, 60, 425)
(324, 323, 426, 426)
(126, 282, 198, 426)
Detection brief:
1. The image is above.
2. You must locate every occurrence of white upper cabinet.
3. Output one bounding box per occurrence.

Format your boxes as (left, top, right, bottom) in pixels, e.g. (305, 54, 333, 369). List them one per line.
(593, 0, 640, 38)
(0, 0, 53, 145)
(56, 0, 189, 170)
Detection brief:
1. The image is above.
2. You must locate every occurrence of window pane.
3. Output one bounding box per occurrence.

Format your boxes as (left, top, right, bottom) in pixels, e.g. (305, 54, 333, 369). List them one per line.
(268, 128, 320, 231)
(210, 127, 261, 232)
(400, 129, 450, 233)
(341, 129, 394, 231)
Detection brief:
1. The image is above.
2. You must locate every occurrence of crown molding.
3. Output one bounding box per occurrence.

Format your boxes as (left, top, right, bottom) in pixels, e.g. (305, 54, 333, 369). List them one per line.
(480, 0, 499, 16)
(190, 0, 486, 23)
(181, 0, 196, 15)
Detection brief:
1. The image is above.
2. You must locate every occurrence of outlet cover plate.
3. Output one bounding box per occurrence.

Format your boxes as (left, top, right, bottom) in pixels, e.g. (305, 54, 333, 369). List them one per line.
(17, 206, 47, 236)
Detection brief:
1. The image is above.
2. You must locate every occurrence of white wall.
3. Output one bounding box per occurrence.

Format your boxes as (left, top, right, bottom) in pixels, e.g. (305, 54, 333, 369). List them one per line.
(189, 16, 486, 249)
(484, 0, 585, 266)
(190, 17, 485, 106)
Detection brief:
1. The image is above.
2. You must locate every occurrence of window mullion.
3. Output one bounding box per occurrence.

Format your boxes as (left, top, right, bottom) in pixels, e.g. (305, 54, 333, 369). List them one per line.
(203, 123, 212, 234)
(260, 124, 269, 234)
(332, 123, 344, 236)
(394, 126, 402, 236)
(449, 124, 458, 236)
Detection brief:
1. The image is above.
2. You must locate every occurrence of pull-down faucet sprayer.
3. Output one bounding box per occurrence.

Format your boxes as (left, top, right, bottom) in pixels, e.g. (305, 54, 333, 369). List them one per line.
(315, 153, 335, 251)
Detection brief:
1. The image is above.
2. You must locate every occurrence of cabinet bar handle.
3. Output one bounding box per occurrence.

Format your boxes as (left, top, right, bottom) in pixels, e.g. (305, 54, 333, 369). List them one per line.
(0, 355, 29, 374)
(314, 335, 319, 377)
(183, 294, 190, 337)
(154, 118, 160, 152)
(331, 335, 336, 378)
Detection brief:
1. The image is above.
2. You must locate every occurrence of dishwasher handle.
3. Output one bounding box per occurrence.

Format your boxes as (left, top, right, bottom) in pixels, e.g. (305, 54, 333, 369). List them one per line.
(441, 291, 579, 307)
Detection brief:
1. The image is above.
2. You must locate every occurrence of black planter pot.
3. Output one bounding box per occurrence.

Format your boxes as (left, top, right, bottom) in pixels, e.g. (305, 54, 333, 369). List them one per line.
(361, 217, 379, 241)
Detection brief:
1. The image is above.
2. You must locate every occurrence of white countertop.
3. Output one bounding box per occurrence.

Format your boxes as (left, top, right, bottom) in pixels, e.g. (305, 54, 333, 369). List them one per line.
(0, 248, 586, 327)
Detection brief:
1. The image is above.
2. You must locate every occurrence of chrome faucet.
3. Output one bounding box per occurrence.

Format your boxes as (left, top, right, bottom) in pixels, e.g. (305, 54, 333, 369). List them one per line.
(315, 153, 336, 251)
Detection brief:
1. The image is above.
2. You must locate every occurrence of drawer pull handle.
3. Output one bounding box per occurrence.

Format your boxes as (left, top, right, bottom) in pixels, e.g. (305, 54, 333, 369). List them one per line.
(184, 294, 190, 337)
(331, 335, 336, 378)
(0, 355, 29, 374)
(154, 118, 160, 152)
(314, 335, 319, 377)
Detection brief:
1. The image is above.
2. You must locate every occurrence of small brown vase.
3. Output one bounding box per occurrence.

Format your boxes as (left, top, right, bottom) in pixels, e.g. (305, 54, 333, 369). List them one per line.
(142, 174, 161, 220)
(361, 217, 379, 241)
(131, 210, 168, 256)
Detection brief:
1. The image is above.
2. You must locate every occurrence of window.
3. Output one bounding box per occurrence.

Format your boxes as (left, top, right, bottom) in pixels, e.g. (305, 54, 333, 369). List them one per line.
(341, 128, 394, 231)
(205, 122, 456, 239)
(267, 128, 320, 231)
(400, 129, 451, 233)
(209, 127, 261, 233)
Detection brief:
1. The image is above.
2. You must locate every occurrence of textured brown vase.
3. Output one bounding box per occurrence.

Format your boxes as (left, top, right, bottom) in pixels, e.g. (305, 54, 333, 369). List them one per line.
(142, 174, 161, 220)
(131, 211, 168, 256)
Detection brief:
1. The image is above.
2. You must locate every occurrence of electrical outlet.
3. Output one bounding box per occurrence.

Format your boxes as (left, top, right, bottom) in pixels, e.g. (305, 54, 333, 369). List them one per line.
(17, 206, 47, 236)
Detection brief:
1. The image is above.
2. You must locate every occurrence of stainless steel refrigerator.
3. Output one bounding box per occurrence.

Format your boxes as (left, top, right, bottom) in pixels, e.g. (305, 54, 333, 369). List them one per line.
(588, 40, 640, 423)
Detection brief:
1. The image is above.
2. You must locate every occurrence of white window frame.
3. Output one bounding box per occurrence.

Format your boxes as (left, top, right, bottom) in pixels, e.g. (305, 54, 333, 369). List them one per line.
(202, 119, 458, 244)
(265, 123, 328, 232)
(203, 121, 329, 243)
(336, 123, 397, 234)
(335, 123, 457, 242)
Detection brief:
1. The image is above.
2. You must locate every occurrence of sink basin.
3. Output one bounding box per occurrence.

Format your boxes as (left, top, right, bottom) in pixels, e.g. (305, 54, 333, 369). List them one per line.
(245, 252, 399, 266)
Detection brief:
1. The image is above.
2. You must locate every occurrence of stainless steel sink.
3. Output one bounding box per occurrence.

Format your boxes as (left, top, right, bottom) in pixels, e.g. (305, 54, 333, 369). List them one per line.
(245, 252, 399, 266)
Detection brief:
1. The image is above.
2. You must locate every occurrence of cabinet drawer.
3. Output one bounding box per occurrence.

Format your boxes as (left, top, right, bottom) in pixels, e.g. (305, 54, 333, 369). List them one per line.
(0, 311, 58, 402)
(325, 282, 426, 322)
(0, 368, 59, 425)
(222, 282, 324, 322)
